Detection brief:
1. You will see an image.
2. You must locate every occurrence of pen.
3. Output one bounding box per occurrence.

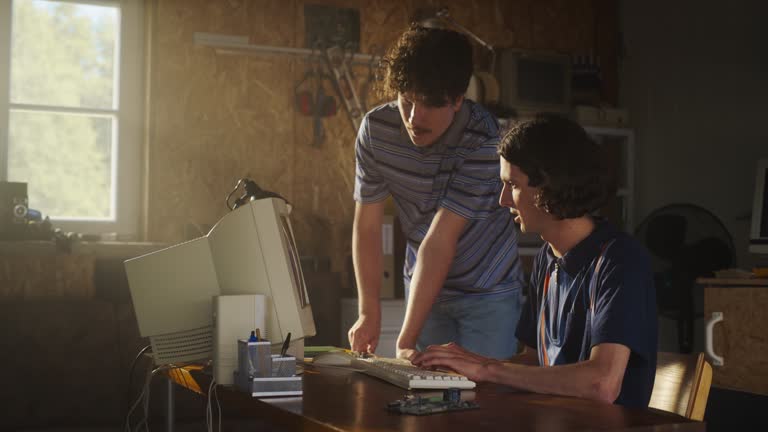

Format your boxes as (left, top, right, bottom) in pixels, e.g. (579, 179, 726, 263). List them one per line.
(280, 332, 292, 357)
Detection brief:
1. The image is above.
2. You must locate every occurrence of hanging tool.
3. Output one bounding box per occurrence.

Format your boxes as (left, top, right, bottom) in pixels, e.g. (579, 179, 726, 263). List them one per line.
(359, 45, 382, 112)
(294, 63, 316, 116)
(324, 45, 365, 132)
(312, 65, 326, 147)
(294, 50, 337, 147)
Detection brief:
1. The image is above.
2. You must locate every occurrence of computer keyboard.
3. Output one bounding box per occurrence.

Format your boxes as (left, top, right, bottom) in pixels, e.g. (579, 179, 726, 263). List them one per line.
(351, 357, 476, 390)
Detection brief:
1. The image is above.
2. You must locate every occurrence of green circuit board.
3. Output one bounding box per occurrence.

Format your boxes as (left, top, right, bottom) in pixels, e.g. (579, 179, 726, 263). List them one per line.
(387, 394, 479, 416)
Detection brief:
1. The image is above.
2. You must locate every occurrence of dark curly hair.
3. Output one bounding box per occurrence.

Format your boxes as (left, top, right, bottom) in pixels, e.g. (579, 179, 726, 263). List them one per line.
(497, 116, 617, 220)
(379, 24, 472, 106)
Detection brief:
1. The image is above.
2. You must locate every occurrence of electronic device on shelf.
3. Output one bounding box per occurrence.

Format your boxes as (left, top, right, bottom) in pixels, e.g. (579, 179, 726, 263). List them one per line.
(494, 48, 571, 115)
(351, 357, 476, 390)
(749, 159, 768, 255)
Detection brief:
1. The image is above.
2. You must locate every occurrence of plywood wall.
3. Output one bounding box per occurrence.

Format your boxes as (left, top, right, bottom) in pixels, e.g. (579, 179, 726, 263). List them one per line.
(145, 0, 617, 282)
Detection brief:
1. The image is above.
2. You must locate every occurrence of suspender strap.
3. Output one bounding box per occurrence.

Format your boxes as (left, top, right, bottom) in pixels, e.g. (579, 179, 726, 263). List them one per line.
(539, 268, 555, 366)
(538, 238, 616, 367)
(588, 239, 616, 319)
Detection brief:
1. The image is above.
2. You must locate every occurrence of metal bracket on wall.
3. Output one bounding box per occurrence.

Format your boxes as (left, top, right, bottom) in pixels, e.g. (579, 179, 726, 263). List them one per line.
(193, 32, 375, 132)
(193, 32, 376, 65)
(323, 45, 364, 131)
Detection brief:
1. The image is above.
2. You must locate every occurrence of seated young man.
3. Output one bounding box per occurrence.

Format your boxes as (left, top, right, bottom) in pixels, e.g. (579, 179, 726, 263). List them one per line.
(411, 116, 658, 408)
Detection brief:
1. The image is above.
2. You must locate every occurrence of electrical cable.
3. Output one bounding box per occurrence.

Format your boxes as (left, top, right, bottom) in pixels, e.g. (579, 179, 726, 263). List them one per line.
(124, 361, 154, 432)
(126, 345, 152, 414)
(206, 378, 215, 432)
(225, 178, 245, 210)
(205, 376, 224, 432)
(125, 362, 193, 432)
(138, 365, 164, 432)
(125, 360, 208, 432)
(139, 366, 159, 432)
(214, 380, 222, 432)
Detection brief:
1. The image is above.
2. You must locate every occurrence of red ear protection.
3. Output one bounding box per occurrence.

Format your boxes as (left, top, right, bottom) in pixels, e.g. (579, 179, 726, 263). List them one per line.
(296, 69, 338, 117)
(296, 90, 315, 116)
(295, 69, 316, 116)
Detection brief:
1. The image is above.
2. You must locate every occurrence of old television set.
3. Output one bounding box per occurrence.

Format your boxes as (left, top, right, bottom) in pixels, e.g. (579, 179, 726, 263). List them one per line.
(749, 159, 768, 254)
(495, 48, 571, 114)
(124, 197, 316, 366)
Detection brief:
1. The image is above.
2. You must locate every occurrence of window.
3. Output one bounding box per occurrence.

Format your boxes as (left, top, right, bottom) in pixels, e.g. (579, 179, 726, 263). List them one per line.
(0, 0, 143, 237)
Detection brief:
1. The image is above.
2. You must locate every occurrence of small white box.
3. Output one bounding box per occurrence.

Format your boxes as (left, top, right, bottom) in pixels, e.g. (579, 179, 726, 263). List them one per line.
(213, 294, 266, 385)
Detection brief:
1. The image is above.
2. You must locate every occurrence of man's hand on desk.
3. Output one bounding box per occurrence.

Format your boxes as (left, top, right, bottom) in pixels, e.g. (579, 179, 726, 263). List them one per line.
(348, 313, 381, 354)
(410, 342, 501, 382)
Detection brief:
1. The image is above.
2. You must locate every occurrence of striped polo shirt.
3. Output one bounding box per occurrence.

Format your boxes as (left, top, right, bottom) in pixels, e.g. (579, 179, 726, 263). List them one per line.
(353, 100, 524, 300)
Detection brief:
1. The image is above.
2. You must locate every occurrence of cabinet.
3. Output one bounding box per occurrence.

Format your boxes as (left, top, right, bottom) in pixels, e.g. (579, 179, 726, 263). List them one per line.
(700, 277, 768, 395)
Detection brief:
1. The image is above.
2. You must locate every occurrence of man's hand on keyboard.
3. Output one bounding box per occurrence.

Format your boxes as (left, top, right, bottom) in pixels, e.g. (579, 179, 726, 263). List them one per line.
(348, 313, 380, 354)
(396, 347, 418, 361)
(411, 342, 501, 382)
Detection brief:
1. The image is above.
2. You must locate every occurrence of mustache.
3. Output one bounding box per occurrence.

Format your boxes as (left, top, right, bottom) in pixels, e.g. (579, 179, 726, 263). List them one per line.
(409, 126, 431, 135)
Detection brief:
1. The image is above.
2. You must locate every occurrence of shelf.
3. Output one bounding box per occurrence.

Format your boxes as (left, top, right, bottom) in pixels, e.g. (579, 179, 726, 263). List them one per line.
(193, 32, 376, 64)
(584, 125, 634, 137)
(0, 240, 167, 258)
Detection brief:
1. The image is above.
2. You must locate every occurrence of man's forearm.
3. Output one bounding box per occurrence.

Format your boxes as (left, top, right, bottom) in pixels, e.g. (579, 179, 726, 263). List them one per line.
(503, 346, 540, 365)
(485, 358, 619, 403)
(352, 222, 383, 315)
(397, 235, 456, 349)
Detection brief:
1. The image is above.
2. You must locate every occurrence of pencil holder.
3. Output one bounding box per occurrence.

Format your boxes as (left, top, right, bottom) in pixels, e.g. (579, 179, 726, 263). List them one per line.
(270, 354, 297, 377)
(237, 340, 271, 378)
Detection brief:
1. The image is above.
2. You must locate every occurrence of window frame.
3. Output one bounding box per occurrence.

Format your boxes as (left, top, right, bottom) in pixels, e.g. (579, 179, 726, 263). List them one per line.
(0, 0, 144, 238)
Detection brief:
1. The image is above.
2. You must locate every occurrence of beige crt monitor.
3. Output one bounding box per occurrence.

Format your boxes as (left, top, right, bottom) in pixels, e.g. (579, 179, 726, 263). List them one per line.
(125, 197, 316, 365)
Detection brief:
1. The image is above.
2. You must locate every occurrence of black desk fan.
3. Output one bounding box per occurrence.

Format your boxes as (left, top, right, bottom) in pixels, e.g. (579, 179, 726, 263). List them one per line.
(635, 203, 735, 353)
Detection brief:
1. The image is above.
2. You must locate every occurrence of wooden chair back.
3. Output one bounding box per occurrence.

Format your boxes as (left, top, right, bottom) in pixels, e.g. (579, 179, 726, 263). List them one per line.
(649, 352, 713, 420)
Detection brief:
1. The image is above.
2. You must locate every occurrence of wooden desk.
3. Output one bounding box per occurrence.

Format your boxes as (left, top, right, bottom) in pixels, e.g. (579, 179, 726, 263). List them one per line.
(170, 364, 704, 432)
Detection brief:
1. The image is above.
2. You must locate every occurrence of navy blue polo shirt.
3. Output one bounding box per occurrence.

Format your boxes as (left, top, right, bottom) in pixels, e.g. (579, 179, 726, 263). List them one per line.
(515, 220, 658, 407)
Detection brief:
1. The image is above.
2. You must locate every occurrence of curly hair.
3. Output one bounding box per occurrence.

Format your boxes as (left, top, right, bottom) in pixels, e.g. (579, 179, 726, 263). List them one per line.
(497, 116, 617, 220)
(378, 24, 472, 106)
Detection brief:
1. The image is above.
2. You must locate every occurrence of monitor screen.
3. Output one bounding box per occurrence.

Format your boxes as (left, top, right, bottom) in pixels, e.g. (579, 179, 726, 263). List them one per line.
(495, 48, 571, 114)
(749, 159, 768, 254)
(125, 197, 316, 365)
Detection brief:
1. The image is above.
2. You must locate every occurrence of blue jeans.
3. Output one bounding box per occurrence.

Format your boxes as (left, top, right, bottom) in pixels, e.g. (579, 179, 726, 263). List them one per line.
(405, 284, 522, 360)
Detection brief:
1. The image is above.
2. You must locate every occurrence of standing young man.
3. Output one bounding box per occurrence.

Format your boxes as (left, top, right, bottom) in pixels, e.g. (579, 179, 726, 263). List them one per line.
(413, 116, 658, 407)
(348, 25, 525, 360)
